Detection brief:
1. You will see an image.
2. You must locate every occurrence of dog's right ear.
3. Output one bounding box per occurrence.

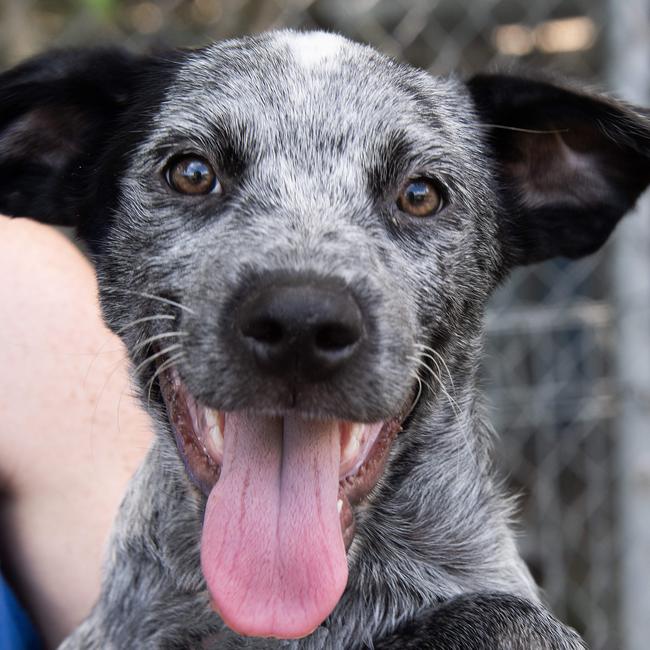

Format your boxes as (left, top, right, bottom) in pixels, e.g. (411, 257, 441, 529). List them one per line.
(0, 48, 149, 226)
(467, 73, 650, 267)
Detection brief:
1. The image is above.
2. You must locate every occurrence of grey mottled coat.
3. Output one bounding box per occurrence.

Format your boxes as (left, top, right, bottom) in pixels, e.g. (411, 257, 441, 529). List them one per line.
(1, 30, 649, 650)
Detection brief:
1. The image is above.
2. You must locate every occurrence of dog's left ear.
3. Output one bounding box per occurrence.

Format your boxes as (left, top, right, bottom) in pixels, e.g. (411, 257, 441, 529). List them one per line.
(467, 73, 650, 267)
(0, 48, 149, 226)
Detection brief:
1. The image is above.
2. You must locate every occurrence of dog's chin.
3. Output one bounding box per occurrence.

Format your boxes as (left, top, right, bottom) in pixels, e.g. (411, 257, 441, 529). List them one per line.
(157, 363, 413, 639)
(158, 366, 409, 550)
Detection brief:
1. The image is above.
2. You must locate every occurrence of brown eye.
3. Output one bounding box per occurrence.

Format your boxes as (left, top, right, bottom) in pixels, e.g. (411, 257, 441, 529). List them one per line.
(166, 156, 219, 195)
(397, 178, 443, 217)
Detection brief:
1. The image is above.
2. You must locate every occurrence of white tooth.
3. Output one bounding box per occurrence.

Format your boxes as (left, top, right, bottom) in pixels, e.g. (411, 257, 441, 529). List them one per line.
(204, 408, 216, 427)
(210, 426, 223, 454)
(341, 423, 364, 465)
(337, 499, 343, 514)
(342, 436, 359, 465)
(205, 408, 224, 455)
(351, 423, 365, 442)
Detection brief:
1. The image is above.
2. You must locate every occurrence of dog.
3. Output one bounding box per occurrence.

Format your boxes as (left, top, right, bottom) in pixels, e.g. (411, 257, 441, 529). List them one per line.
(1, 30, 648, 649)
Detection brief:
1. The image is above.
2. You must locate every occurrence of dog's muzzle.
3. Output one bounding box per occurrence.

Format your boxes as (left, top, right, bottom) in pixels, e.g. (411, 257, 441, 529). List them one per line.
(157, 275, 413, 640)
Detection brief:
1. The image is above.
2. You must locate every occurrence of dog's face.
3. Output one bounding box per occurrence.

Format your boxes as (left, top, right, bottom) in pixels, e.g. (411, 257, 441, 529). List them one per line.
(99, 34, 504, 637)
(1, 30, 649, 641)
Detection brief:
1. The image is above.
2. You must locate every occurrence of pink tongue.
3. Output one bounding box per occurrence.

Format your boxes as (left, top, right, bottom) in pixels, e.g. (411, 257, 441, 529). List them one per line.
(200, 413, 348, 639)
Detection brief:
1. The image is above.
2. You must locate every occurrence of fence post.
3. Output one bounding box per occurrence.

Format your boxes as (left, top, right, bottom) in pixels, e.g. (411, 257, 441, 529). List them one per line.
(606, 2, 650, 648)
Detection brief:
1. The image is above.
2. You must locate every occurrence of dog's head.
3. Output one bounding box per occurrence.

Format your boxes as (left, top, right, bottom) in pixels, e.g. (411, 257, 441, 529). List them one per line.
(2, 31, 648, 640)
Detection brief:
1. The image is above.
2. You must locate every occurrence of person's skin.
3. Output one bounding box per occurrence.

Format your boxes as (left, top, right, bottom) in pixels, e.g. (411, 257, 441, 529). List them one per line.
(0, 215, 154, 648)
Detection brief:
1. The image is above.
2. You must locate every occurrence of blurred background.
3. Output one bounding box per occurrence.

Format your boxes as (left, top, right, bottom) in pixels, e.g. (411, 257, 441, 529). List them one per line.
(1, 1, 648, 649)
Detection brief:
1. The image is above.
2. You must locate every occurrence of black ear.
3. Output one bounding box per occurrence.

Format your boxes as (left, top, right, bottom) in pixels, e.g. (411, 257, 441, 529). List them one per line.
(0, 48, 148, 226)
(467, 73, 650, 266)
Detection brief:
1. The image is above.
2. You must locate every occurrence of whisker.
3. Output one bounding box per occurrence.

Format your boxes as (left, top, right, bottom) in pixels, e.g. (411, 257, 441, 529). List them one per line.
(480, 123, 569, 135)
(132, 331, 189, 354)
(146, 352, 186, 406)
(414, 344, 457, 394)
(406, 355, 437, 394)
(109, 289, 196, 315)
(403, 375, 423, 421)
(421, 353, 454, 397)
(410, 350, 477, 476)
(114, 314, 176, 335)
(132, 344, 183, 379)
(84, 314, 176, 386)
(410, 353, 472, 477)
(408, 353, 461, 419)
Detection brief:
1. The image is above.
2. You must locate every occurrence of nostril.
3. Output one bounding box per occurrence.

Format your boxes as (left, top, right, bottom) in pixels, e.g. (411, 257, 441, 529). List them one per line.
(241, 317, 284, 345)
(314, 323, 361, 352)
(234, 280, 365, 380)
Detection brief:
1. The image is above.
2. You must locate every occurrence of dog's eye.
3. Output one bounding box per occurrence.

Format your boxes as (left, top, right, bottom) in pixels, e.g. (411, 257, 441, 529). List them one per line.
(166, 156, 220, 195)
(397, 178, 443, 217)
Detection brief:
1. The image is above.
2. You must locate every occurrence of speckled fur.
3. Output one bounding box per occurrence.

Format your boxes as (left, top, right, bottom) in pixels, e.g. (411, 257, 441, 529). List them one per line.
(3, 29, 649, 650)
(66, 33, 579, 649)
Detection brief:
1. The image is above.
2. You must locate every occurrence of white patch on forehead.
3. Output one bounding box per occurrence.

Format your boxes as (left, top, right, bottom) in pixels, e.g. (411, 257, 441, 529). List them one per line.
(281, 31, 345, 69)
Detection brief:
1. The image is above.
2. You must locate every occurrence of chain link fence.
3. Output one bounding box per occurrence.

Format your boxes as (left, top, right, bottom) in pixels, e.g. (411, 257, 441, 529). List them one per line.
(2, 2, 649, 649)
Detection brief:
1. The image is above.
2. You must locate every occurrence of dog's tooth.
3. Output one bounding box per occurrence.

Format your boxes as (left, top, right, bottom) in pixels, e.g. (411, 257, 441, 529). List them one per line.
(204, 408, 216, 426)
(340, 423, 364, 466)
(210, 429, 223, 456)
(337, 499, 343, 514)
(342, 435, 360, 464)
(205, 408, 224, 456)
(352, 423, 366, 440)
(204, 407, 217, 432)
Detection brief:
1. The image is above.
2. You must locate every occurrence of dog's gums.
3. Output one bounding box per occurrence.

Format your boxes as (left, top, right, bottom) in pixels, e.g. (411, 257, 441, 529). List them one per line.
(159, 365, 404, 638)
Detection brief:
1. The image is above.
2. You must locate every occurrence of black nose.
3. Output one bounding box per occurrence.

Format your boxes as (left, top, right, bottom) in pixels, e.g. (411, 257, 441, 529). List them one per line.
(237, 281, 364, 382)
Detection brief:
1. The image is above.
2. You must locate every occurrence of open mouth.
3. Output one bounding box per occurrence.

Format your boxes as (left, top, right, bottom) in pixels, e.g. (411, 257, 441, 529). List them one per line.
(158, 366, 409, 640)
